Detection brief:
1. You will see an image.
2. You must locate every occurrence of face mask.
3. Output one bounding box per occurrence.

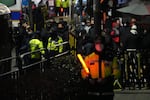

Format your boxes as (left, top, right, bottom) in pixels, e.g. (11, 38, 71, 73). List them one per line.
(95, 43, 103, 52)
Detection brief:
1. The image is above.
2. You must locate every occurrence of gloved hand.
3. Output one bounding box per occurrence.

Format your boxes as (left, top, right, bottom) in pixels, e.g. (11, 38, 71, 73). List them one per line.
(81, 69, 89, 79)
(41, 55, 45, 60)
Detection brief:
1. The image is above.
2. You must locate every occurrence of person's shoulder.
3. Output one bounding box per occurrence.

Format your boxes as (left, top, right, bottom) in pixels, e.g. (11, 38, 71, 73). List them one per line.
(86, 52, 96, 58)
(29, 38, 36, 43)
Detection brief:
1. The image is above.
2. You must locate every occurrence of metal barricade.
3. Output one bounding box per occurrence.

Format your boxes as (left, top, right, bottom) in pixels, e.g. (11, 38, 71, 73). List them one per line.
(0, 41, 70, 100)
(122, 49, 149, 90)
(0, 56, 18, 79)
(0, 41, 69, 77)
(21, 41, 69, 72)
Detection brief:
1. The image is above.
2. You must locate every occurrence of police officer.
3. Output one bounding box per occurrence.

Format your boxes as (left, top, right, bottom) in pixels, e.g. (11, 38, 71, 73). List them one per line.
(29, 33, 45, 63)
(62, 0, 69, 16)
(55, 0, 62, 16)
(47, 28, 63, 58)
(80, 37, 119, 100)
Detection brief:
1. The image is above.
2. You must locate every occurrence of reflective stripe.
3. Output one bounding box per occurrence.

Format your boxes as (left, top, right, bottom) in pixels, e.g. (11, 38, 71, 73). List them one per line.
(47, 36, 63, 52)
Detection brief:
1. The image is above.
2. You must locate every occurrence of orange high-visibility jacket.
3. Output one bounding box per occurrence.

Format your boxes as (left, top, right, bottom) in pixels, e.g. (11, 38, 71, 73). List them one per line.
(81, 52, 113, 79)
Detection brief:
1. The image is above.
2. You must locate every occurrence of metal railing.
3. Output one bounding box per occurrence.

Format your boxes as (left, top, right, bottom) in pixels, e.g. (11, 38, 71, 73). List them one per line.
(0, 41, 74, 100)
(0, 41, 69, 78)
(120, 49, 150, 90)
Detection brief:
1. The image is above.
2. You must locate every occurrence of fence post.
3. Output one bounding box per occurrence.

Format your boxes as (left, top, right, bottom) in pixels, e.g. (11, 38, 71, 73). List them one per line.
(17, 55, 23, 77)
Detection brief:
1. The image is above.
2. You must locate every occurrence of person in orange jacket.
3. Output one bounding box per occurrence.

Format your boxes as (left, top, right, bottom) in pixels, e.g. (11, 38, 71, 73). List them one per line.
(80, 37, 115, 100)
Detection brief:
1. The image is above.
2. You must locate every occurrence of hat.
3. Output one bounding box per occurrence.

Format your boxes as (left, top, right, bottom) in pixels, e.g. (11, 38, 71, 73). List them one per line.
(94, 37, 102, 44)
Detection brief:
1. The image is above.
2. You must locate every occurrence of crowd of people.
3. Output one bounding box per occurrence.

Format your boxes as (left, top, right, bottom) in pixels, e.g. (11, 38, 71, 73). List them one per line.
(6, 6, 150, 100)
(76, 16, 150, 57)
(13, 17, 69, 66)
(75, 15, 150, 95)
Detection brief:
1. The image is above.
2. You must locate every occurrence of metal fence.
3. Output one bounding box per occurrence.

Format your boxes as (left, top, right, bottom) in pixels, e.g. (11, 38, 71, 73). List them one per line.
(0, 41, 71, 100)
(118, 49, 150, 90)
(0, 41, 150, 100)
(0, 41, 69, 77)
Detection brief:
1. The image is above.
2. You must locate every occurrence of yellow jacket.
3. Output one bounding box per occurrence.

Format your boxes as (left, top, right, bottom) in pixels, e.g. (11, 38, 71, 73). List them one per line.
(55, 0, 62, 7)
(29, 39, 45, 59)
(47, 36, 63, 53)
(62, 0, 69, 8)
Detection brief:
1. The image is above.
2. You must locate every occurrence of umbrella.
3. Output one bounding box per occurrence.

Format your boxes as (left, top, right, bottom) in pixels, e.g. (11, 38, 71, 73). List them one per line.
(117, 2, 150, 15)
(0, 3, 11, 15)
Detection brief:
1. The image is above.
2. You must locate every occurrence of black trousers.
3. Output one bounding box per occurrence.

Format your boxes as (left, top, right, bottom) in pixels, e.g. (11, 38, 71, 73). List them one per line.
(79, 76, 114, 100)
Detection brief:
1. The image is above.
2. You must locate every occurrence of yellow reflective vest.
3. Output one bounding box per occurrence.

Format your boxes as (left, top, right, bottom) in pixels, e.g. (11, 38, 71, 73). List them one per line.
(55, 0, 62, 7)
(47, 36, 63, 53)
(62, 0, 69, 8)
(29, 39, 45, 59)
